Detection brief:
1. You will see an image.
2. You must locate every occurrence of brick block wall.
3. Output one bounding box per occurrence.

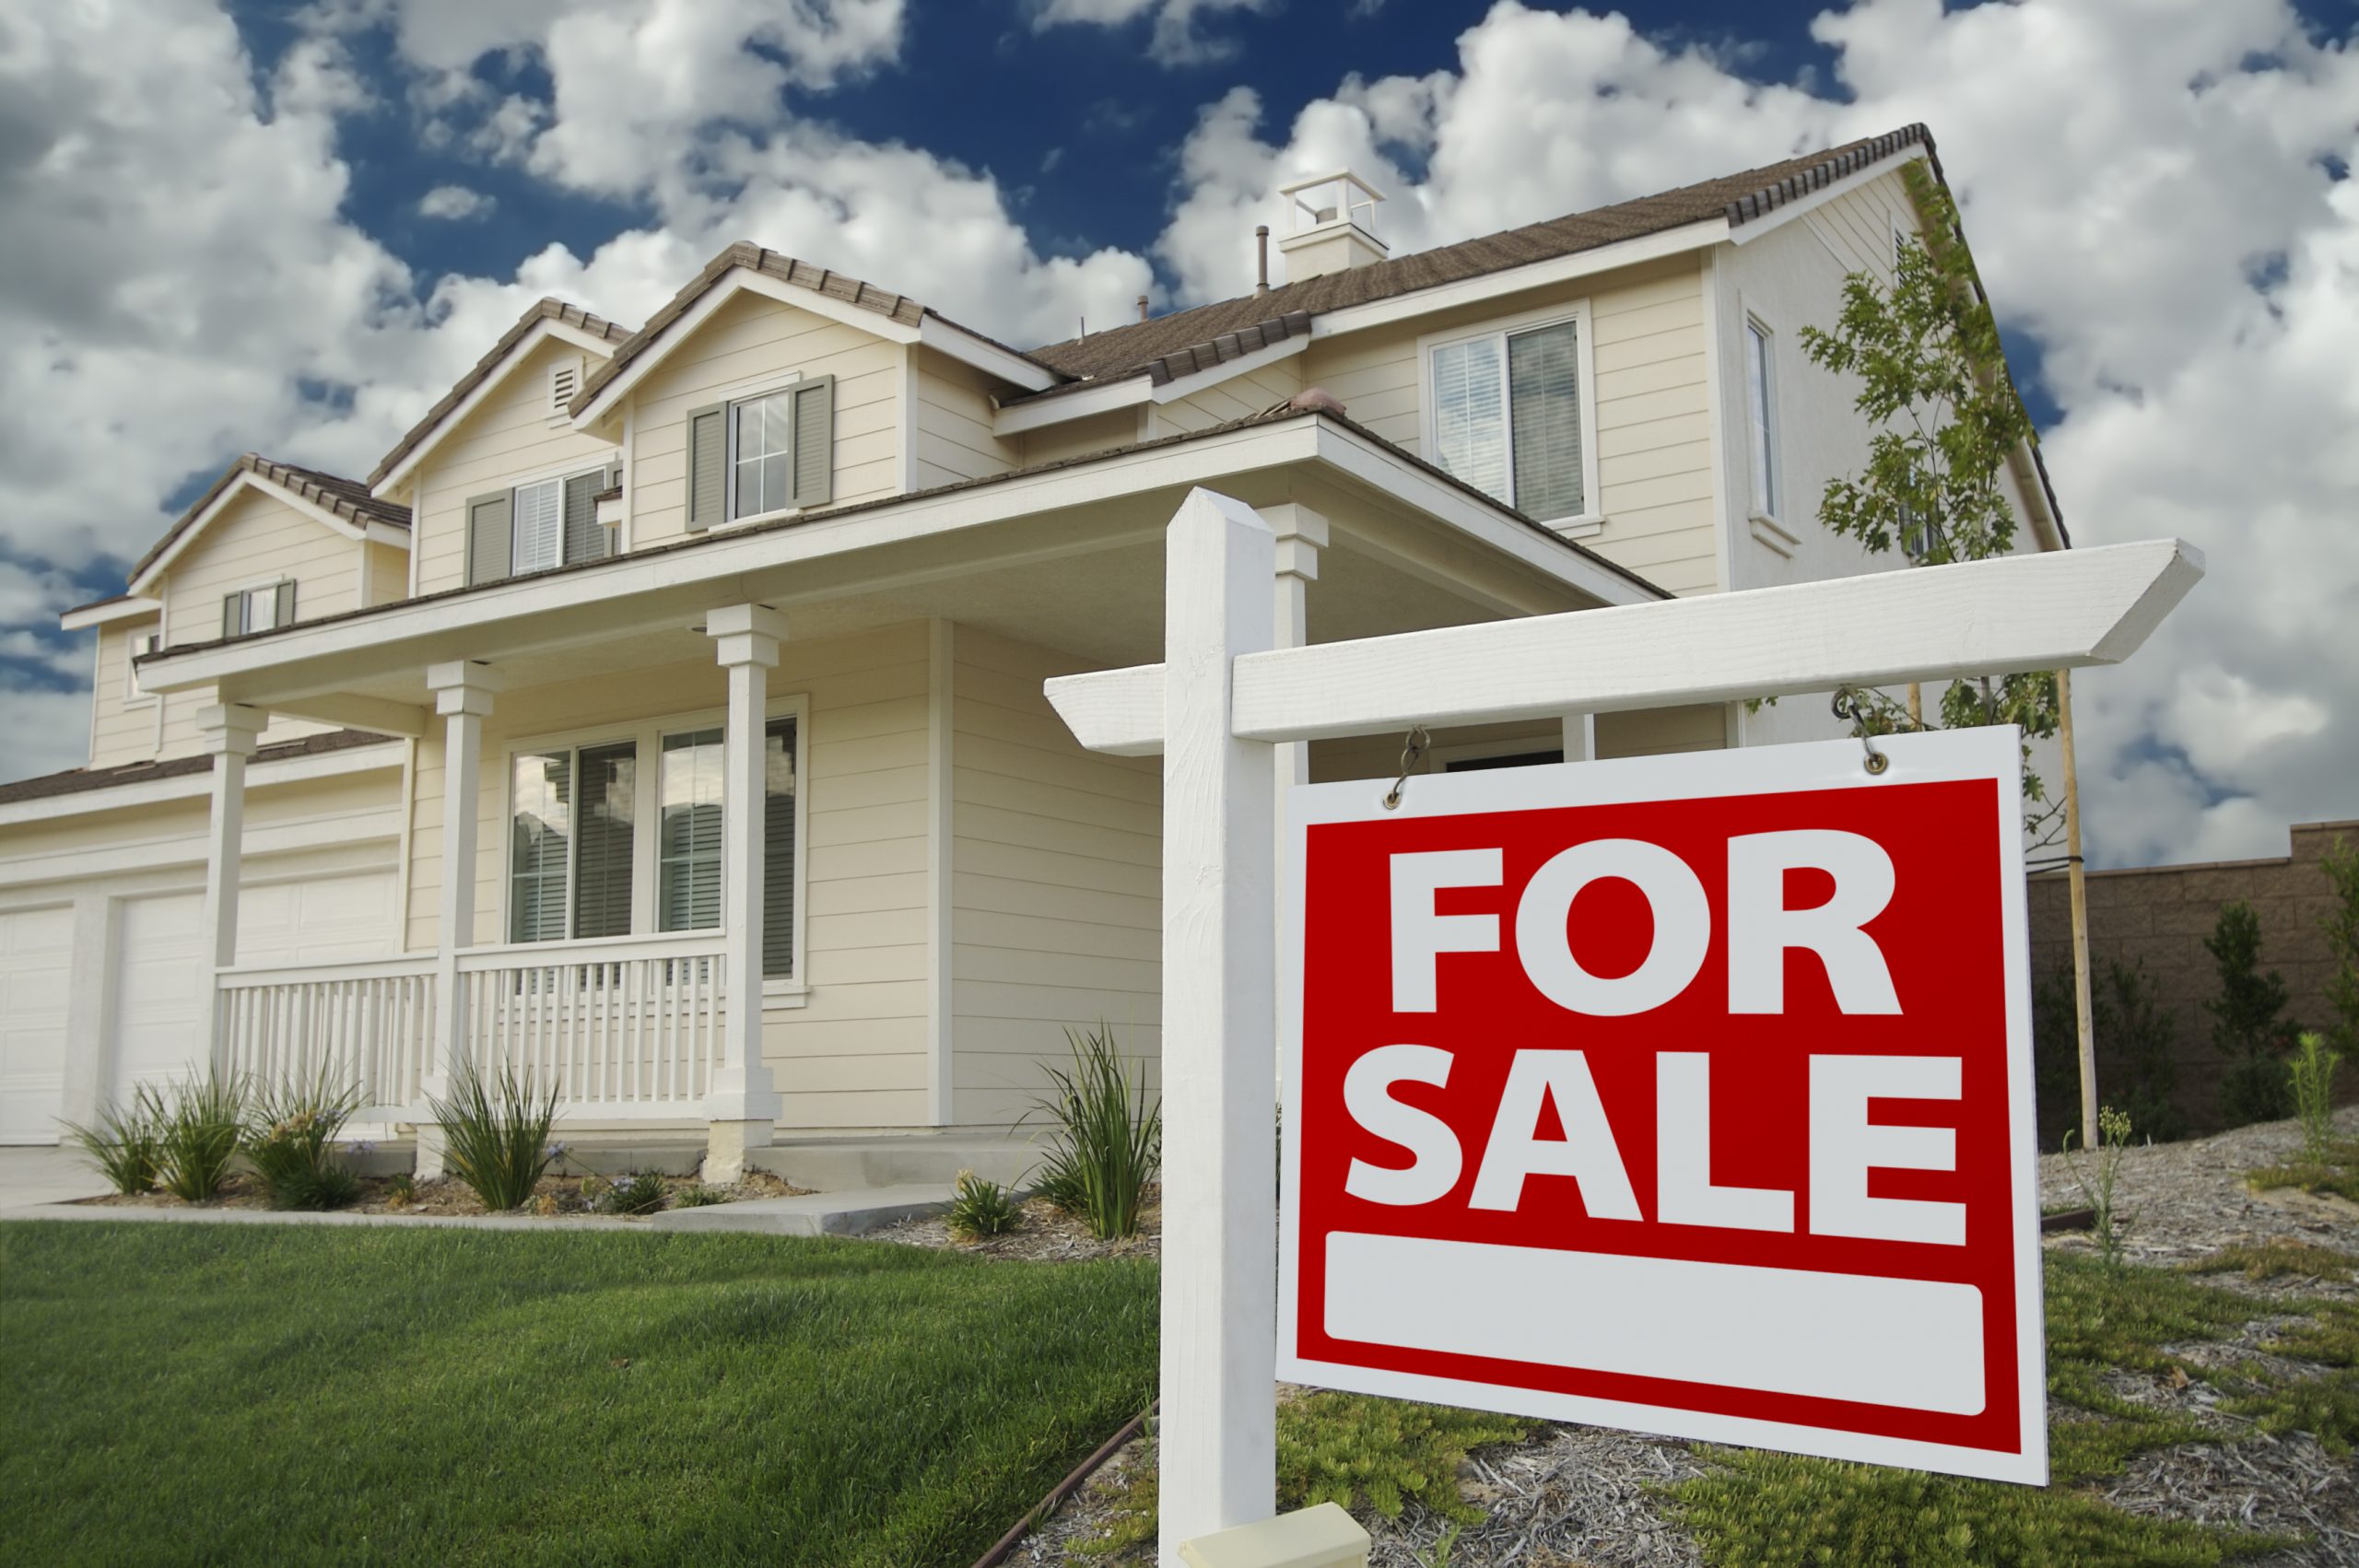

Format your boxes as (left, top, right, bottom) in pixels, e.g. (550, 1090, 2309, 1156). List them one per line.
(2027, 818, 2358, 1131)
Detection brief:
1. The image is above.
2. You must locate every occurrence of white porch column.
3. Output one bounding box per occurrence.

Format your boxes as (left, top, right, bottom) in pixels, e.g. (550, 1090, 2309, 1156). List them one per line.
(1561, 712, 1596, 763)
(194, 703, 265, 1072)
(1262, 504, 1329, 797)
(705, 604, 789, 1182)
(1159, 489, 1279, 1563)
(419, 661, 502, 1178)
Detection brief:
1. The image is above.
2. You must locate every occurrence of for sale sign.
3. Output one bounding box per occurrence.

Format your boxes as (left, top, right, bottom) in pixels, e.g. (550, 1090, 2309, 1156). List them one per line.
(1277, 729, 2047, 1484)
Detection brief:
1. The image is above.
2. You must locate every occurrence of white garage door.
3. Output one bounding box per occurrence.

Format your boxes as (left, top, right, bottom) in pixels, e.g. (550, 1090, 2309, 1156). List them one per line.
(0, 906, 74, 1143)
(112, 870, 399, 1107)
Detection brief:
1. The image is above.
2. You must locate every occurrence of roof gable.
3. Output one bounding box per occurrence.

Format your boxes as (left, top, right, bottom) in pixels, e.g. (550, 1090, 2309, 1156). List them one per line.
(128, 455, 410, 594)
(368, 298, 632, 491)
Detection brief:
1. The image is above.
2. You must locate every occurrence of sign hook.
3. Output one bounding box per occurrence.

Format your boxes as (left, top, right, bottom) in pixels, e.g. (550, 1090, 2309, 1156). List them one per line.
(1381, 725, 1431, 810)
(1832, 686, 1891, 776)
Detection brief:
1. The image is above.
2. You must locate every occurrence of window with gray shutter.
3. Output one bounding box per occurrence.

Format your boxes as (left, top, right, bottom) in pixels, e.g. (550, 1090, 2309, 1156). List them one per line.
(222, 594, 240, 639)
(273, 580, 297, 628)
(687, 404, 726, 531)
(561, 470, 606, 565)
(762, 715, 798, 978)
(466, 492, 513, 587)
(787, 376, 833, 509)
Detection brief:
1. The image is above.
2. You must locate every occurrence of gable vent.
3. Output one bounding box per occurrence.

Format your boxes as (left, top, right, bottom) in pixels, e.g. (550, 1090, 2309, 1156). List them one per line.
(548, 356, 582, 422)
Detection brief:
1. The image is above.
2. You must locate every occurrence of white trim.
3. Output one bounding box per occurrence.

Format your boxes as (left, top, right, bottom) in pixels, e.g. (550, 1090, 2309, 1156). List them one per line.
(138, 415, 1659, 697)
(130, 472, 376, 594)
(1726, 145, 1931, 247)
(924, 617, 953, 1126)
(1314, 218, 1729, 342)
(571, 267, 1059, 433)
(619, 399, 637, 554)
(1416, 298, 1603, 533)
(122, 628, 160, 708)
(407, 459, 427, 599)
(1698, 245, 1738, 595)
(1742, 308, 1783, 527)
(718, 374, 808, 524)
(0, 740, 403, 828)
(898, 345, 920, 495)
(372, 318, 620, 496)
(393, 736, 418, 954)
(60, 597, 161, 632)
(992, 333, 1311, 438)
(1147, 334, 1309, 405)
(494, 692, 812, 986)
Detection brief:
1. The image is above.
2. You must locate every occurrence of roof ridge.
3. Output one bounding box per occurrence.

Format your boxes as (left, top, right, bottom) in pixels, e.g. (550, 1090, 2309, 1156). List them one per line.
(127, 451, 410, 584)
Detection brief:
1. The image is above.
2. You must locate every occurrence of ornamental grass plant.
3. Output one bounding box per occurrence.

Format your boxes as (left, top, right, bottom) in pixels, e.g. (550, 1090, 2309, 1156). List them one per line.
(243, 1071, 362, 1211)
(61, 1084, 166, 1195)
(154, 1072, 247, 1202)
(427, 1063, 559, 1212)
(1027, 1023, 1160, 1241)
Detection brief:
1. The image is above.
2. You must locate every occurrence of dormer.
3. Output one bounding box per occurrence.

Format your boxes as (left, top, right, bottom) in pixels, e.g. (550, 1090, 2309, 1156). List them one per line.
(1276, 171, 1389, 282)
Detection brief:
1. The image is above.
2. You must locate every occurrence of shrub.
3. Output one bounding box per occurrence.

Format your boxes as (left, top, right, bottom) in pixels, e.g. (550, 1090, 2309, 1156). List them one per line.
(426, 1063, 559, 1212)
(61, 1085, 165, 1195)
(154, 1072, 248, 1202)
(2289, 1030, 2344, 1166)
(1278, 1391, 1527, 1523)
(243, 1071, 362, 1211)
(2323, 834, 2359, 1051)
(2206, 900, 2297, 1125)
(2033, 959, 2184, 1147)
(1026, 1023, 1160, 1241)
(671, 1185, 731, 1209)
(945, 1170, 1019, 1240)
(599, 1170, 668, 1216)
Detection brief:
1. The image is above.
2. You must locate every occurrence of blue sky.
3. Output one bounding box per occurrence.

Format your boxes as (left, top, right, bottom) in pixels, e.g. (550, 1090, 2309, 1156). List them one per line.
(2, 0, 2354, 869)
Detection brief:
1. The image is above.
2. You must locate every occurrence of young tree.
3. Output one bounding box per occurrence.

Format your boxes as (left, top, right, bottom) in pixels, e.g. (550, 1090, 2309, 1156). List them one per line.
(2205, 899, 2296, 1125)
(1797, 171, 2060, 836)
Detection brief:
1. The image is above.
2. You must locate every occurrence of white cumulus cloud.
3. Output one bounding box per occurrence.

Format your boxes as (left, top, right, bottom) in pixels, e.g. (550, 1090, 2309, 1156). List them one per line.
(417, 183, 495, 220)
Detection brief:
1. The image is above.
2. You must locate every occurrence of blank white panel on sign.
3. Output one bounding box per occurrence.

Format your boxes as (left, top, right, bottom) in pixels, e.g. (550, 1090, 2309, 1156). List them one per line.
(1324, 1232, 1986, 1416)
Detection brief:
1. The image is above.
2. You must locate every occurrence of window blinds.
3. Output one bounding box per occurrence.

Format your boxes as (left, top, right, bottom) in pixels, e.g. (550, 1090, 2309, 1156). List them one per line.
(763, 715, 798, 979)
(571, 742, 636, 941)
(508, 751, 572, 943)
(1508, 321, 1584, 522)
(659, 728, 725, 932)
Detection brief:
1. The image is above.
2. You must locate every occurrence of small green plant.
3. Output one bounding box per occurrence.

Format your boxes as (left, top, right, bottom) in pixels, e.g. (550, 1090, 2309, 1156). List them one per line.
(154, 1071, 248, 1202)
(60, 1085, 165, 1195)
(385, 1171, 417, 1208)
(1277, 1391, 1527, 1523)
(243, 1071, 362, 1211)
(945, 1170, 1019, 1240)
(671, 1184, 731, 1208)
(2206, 900, 2297, 1125)
(2063, 1105, 2135, 1269)
(426, 1063, 560, 1212)
(2182, 1239, 2355, 1283)
(599, 1170, 668, 1216)
(1025, 1023, 1160, 1241)
(2288, 1030, 2343, 1165)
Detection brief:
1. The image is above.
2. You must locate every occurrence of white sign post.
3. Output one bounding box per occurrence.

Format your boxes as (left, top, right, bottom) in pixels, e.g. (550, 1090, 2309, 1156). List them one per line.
(1045, 489, 2201, 1564)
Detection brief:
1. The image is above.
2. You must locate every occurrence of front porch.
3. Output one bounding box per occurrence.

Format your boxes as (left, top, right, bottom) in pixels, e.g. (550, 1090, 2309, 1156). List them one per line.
(148, 434, 1661, 1181)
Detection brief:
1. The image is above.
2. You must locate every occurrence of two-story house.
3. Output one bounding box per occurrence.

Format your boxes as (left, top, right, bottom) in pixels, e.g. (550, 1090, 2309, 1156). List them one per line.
(0, 124, 2063, 1180)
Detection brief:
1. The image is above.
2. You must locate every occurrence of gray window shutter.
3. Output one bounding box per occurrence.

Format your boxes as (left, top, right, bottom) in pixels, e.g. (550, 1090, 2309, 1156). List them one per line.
(687, 403, 726, 531)
(273, 580, 296, 627)
(561, 471, 605, 564)
(762, 715, 798, 978)
(465, 492, 513, 587)
(788, 376, 834, 509)
(221, 593, 240, 639)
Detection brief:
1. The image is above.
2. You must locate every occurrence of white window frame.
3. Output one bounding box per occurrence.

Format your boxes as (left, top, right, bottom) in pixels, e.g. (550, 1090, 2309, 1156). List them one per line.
(496, 691, 812, 1004)
(123, 628, 159, 706)
(712, 369, 807, 531)
(1743, 312, 1781, 526)
(500, 455, 619, 577)
(228, 577, 291, 637)
(1417, 298, 1602, 537)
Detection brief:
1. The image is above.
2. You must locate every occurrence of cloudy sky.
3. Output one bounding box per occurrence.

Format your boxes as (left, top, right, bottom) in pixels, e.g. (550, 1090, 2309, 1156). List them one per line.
(1, 0, 2353, 868)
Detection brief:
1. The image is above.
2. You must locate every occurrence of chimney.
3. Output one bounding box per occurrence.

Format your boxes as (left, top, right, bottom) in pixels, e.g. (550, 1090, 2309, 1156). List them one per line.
(1136, 294, 1150, 322)
(1273, 171, 1388, 284)
(1255, 226, 1270, 296)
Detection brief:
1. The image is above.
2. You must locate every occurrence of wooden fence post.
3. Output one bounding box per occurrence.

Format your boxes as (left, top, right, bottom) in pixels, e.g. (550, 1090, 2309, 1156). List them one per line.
(1158, 487, 1279, 1564)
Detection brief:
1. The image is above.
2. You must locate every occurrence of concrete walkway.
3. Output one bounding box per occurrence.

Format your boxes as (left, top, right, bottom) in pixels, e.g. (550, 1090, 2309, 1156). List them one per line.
(0, 1146, 112, 1210)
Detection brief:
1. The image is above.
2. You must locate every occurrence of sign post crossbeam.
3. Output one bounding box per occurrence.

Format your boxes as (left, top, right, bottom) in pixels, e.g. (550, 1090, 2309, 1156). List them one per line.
(1057, 488, 2202, 1566)
(1047, 534, 2204, 755)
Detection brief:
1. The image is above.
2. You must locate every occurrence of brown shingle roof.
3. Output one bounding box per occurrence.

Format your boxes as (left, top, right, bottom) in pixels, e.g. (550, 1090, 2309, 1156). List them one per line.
(130, 454, 413, 585)
(366, 298, 633, 488)
(1020, 125, 1934, 391)
(0, 729, 397, 809)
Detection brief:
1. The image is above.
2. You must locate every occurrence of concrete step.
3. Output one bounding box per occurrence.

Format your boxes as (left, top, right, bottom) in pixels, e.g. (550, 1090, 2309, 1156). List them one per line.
(648, 1183, 955, 1237)
(746, 1136, 1042, 1192)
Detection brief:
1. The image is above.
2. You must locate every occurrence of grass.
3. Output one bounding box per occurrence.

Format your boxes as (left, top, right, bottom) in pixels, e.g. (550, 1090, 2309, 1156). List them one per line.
(0, 1222, 1156, 1567)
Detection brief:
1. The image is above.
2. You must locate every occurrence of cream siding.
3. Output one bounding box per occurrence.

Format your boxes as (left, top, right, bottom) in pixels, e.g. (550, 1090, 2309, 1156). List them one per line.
(164, 486, 361, 635)
(913, 350, 1020, 488)
(1019, 407, 1140, 467)
(364, 539, 410, 606)
(88, 619, 161, 770)
(950, 626, 1160, 1129)
(412, 337, 621, 597)
(1150, 356, 1306, 436)
(403, 623, 935, 1129)
(625, 293, 902, 553)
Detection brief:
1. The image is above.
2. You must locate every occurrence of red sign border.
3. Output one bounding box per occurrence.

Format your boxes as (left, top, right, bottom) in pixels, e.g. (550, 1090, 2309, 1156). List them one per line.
(1274, 729, 2049, 1486)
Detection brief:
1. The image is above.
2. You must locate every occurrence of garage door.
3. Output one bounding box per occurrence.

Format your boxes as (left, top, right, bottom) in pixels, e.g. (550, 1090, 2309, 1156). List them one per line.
(112, 871, 400, 1106)
(0, 906, 73, 1143)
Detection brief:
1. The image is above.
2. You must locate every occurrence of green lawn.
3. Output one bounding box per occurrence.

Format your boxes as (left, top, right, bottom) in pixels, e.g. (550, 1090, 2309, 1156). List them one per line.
(0, 1222, 1157, 1567)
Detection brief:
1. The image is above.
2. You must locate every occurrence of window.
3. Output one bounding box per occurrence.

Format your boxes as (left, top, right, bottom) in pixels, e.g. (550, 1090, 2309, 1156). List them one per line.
(504, 706, 804, 981)
(686, 377, 835, 529)
(124, 631, 158, 703)
(220, 580, 294, 638)
(466, 464, 613, 587)
(1427, 316, 1590, 523)
(1745, 319, 1778, 520)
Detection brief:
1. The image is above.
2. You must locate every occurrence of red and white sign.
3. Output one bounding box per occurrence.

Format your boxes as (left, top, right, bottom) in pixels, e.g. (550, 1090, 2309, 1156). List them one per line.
(1276, 728, 2048, 1484)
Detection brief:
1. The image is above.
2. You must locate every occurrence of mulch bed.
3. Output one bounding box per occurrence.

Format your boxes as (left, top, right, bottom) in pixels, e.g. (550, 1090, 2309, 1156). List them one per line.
(873, 1187, 1162, 1262)
(929, 1110, 2359, 1566)
(76, 1168, 809, 1220)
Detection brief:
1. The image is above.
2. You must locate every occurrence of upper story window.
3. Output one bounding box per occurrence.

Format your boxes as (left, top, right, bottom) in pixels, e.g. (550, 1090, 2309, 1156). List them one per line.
(1426, 310, 1594, 527)
(686, 376, 834, 530)
(221, 580, 293, 639)
(467, 464, 614, 587)
(1745, 318, 1779, 521)
(123, 631, 158, 704)
(503, 707, 804, 982)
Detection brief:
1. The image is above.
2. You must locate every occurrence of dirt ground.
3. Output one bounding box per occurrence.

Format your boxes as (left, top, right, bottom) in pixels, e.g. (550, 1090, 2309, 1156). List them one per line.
(77, 1165, 808, 1219)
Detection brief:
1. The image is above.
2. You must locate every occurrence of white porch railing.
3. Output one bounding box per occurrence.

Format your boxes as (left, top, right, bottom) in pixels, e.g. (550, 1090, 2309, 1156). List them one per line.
(454, 931, 729, 1116)
(215, 955, 438, 1119)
